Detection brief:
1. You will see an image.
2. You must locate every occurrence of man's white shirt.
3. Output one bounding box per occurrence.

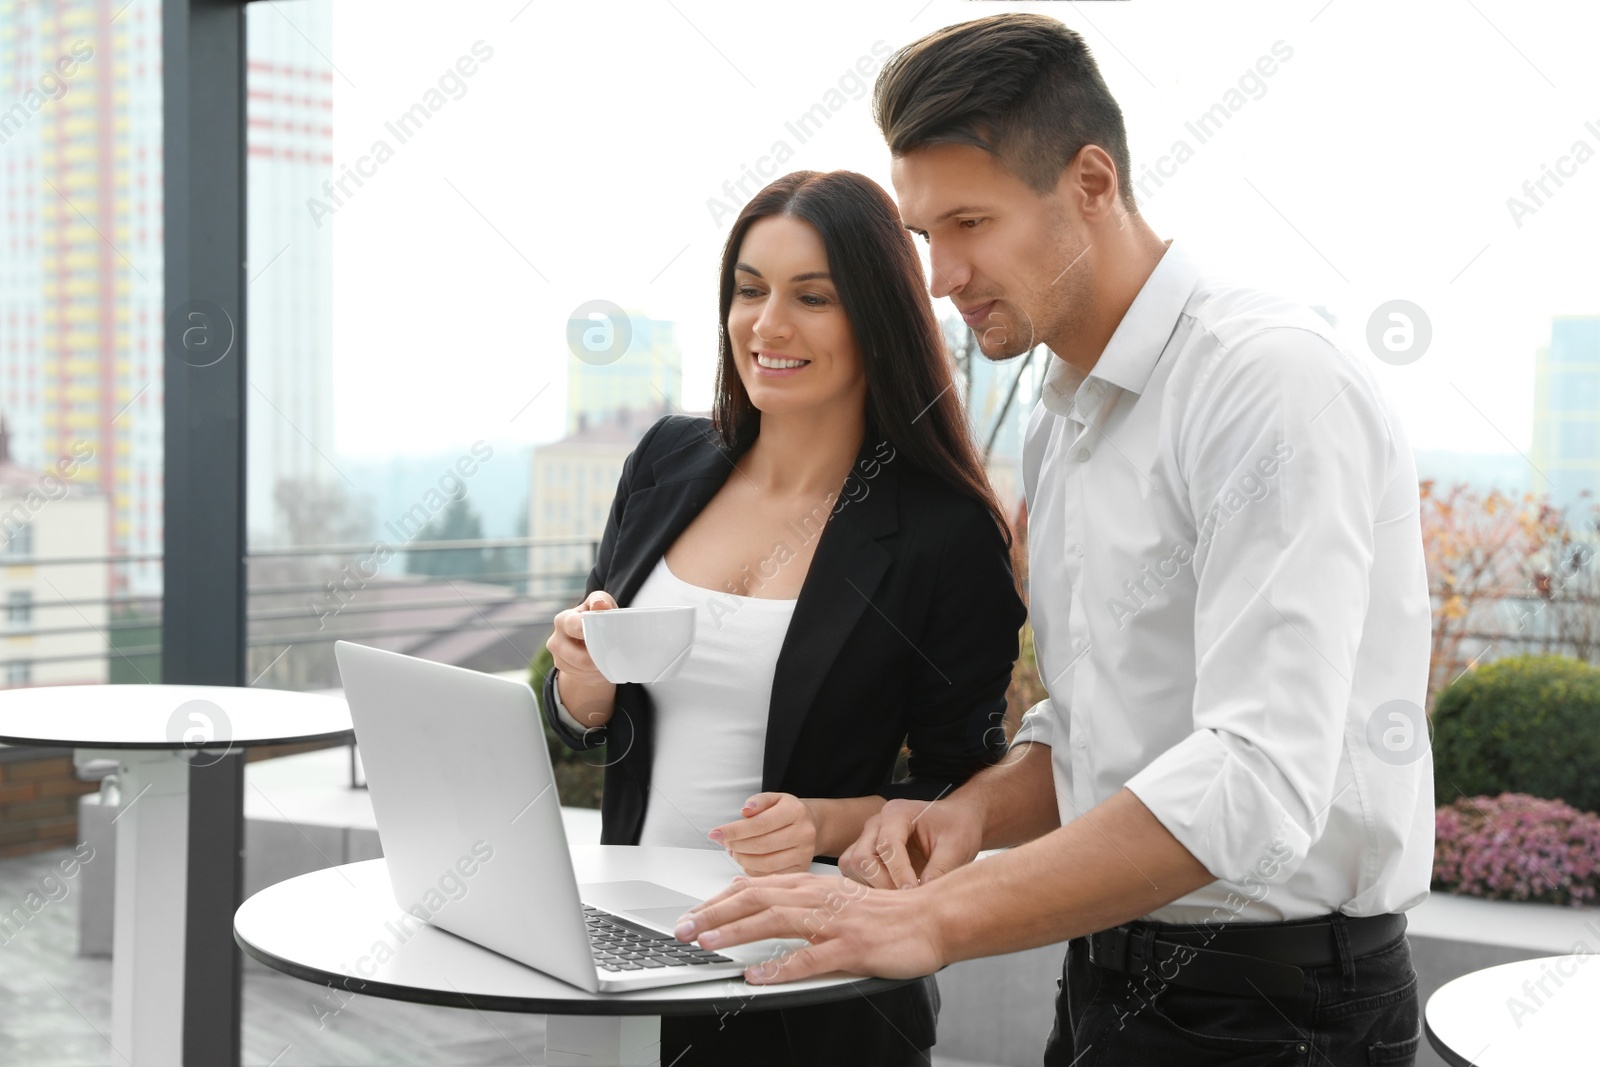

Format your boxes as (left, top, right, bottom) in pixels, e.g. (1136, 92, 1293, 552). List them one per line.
(1012, 239, 1434, 924)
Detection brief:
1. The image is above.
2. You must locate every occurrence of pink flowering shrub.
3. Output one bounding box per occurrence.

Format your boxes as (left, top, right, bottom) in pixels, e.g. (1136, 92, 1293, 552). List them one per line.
(1433, 793, 1600, 907)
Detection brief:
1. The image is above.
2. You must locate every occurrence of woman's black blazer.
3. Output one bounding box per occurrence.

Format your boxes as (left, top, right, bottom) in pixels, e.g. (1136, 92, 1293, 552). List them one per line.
(542, 414, 1027, 847)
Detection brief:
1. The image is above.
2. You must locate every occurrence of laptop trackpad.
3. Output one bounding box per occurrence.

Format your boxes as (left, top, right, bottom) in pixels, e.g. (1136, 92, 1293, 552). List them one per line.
(579, 880, 704, 933)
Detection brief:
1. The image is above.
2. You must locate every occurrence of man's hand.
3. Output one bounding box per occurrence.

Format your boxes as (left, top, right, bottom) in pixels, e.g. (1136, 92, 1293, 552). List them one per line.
(838, 795, 984, 889)
(678, 789, 1218, 987)
(673, 873, 946, 984)
(711, 793, 818, 877)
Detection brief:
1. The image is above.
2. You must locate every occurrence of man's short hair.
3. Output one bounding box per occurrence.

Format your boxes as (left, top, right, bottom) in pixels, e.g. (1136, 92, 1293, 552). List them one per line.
(873, 13, 1136, 212)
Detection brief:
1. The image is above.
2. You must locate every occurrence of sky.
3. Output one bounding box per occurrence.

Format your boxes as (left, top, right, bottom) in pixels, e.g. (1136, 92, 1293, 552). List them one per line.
(256, 0, 1600, 468)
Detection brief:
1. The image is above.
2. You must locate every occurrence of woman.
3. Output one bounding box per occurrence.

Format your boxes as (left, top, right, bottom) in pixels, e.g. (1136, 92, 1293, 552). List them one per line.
(543, 170, 1026, 1066)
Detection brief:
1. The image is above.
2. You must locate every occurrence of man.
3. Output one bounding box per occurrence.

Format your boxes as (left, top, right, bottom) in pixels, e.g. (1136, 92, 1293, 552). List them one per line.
(673, 12, 1435, 1065)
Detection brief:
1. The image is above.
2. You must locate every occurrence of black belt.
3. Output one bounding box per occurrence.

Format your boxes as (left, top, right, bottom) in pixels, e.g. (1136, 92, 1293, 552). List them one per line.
(1084, 912, 1407, 999)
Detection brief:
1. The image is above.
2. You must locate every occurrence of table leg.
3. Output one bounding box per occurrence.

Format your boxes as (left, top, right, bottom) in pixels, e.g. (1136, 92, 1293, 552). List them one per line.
(78, 749, 190, 1066)
(546, 1014, 661, 1066)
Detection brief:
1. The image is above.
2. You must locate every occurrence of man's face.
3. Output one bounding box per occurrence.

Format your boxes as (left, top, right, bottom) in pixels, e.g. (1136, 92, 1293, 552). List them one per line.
(891, 143, 1092, 362)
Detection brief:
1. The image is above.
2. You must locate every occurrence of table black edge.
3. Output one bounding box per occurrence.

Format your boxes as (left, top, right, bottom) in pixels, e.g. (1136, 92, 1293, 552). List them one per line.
(0, 729, 355, 750)
(1423, 1014, 1477, 1067)
(233, 928, 918, 1017)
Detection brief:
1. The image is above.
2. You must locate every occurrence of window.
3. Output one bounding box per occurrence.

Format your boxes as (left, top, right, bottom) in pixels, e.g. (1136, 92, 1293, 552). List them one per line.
(1550, 319, 1600, 364)
(1557, 420, 1600, 462)
(1552, 370, 1600, 414)
(7, 591, 31, 629)
(6, 661, 30, 687)
(0, 522, 32, 559)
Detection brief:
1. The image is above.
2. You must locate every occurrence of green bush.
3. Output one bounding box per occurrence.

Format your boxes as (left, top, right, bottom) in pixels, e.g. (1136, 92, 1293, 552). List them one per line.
(1431, 654, 1600, 816)
(530, 643, 606, 809)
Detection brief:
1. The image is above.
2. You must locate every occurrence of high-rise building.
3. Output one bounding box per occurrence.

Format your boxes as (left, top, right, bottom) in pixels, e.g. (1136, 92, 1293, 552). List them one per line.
(245, 5, 335, 544)
(244, 12, 336, 547)
(0, 3, 335, 595)
(1531, 315, 1600, 513)
(0, 0, 164, 594)
(566, 310, 682, 436)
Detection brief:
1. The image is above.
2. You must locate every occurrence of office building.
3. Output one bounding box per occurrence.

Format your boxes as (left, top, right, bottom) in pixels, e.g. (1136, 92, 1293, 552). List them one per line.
(0, 417, 109, 687)
(0, 0, 163, 594)
(1530, 315, 1600, 513)
(244, 6, 337, 544)
(529, 404, 671, 595)
(565, 310, 682, 436)
(0, 1, 337, 580)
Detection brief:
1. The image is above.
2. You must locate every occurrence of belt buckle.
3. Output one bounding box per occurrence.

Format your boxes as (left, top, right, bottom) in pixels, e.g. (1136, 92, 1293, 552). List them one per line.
(1091, 925, 1136, 973)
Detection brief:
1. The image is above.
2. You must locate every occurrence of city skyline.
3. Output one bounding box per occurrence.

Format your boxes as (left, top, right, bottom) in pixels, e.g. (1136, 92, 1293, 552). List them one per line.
(2, 0, 1595, 553)
(304, 0, 1599, 472)
(0, 0, 162, 594)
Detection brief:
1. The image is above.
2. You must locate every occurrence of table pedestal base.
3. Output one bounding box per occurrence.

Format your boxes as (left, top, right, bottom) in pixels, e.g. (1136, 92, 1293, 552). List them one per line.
(78, 748, 190, 1067)
(547, 1014, 661, 1066)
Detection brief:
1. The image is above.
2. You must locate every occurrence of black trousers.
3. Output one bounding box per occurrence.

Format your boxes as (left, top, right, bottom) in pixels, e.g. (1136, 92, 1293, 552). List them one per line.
(659, 975, 938, 1066)
(1044, 918, 1422, 1066)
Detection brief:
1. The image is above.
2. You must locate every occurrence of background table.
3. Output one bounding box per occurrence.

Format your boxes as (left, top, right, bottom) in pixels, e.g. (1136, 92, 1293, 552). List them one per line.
(1425, 953, 1600, 1066)
(236, 849, 917, 1066)
(0, 684, 353, 1067)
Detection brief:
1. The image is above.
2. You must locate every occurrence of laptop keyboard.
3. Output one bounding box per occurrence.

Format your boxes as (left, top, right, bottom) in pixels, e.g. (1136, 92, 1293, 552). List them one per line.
(583, 905, 737, 971)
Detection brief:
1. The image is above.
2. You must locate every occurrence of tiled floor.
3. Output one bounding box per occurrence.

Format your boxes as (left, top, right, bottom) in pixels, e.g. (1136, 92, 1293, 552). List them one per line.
(0, 844, 552, 1065)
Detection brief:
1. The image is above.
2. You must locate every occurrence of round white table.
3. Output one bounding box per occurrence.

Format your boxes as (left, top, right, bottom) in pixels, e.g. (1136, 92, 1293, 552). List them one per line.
(235, 850, 916, 1066)
(1425, 953, 1600, 1066)
(0, 684, 353, 1067)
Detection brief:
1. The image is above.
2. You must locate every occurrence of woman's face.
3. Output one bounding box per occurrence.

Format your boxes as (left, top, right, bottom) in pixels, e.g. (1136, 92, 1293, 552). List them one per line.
(726, 215, 867, 420)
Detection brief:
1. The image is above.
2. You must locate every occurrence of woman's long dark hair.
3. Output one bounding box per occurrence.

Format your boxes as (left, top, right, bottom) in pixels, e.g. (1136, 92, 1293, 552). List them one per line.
(713, 169, 1012, 548)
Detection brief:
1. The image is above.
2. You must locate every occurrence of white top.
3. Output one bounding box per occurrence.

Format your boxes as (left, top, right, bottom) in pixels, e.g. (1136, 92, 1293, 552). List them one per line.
(557, 557, 796, 849)
(1012, 239, 1434, 923)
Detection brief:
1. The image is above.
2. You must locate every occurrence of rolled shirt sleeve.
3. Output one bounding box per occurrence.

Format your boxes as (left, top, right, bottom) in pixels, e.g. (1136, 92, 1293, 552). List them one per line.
(1123, 329, 1390, 888)
(1011, 696, 1058, 749)
(1010, 695, 1072, 833)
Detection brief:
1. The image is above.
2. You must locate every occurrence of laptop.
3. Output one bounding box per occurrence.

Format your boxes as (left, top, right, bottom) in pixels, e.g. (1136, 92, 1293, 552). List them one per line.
(332, 640, 804, 993)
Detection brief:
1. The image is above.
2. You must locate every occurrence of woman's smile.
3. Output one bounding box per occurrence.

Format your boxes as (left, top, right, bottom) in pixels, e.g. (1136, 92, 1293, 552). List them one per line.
(753, 350, 811, 375)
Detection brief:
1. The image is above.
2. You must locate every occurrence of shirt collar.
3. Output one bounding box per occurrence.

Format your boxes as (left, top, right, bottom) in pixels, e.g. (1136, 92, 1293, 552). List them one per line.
(1039, 239, 1201, 417)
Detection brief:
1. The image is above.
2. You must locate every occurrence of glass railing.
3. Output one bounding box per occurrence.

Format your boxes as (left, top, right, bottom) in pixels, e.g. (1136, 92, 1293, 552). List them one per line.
(0, 537, 599, 691)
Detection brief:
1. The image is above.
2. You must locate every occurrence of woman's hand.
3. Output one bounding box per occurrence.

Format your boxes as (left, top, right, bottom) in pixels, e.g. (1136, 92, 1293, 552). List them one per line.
(711, 793, 821, 876)
(545, 591, 620, 729)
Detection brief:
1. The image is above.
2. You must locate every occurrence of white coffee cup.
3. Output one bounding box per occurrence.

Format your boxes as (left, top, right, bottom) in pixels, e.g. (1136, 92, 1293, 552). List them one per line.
(581, 605, 696, 684)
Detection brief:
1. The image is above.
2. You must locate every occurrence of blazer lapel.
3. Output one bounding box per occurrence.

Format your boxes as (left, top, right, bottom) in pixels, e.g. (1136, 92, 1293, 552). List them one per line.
(761, 443, 900, 788)
(605, 422, 904, 789)
(606, 429, 742, 606)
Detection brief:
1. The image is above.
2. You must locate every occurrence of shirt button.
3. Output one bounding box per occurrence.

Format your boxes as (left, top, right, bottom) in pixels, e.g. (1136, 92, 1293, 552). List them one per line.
(1073, 447, 1091, 463)
(1074, 734, 1088, 749)
(1072, 543, 1085, 557)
